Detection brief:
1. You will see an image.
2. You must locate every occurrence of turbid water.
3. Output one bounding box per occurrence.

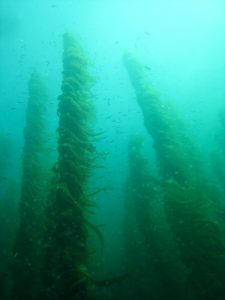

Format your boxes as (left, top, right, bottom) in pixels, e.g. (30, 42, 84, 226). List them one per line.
(1, 1, 225, 299)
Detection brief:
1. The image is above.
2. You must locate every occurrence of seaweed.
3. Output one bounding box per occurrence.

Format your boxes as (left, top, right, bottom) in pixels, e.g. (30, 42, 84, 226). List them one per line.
(123, 54, 225, 300)
(40, 33, 96, 300)
(11, 72, 48, 300)
(123, 134, 189, 300)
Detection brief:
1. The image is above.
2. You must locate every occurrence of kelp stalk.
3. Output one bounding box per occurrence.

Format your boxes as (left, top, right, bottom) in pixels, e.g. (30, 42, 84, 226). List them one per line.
(124, 135, 188, 300)
(11, 72, 48, 300)
(41, 33, 95, 300)
(123, 54, 225, 300)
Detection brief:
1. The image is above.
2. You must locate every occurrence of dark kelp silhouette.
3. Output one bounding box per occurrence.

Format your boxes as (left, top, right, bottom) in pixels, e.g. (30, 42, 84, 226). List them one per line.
(11, 72, 48, 300)
(40, 33, 96, 300)
(123, 134, 189, 300)
(123, 53, 225, 300)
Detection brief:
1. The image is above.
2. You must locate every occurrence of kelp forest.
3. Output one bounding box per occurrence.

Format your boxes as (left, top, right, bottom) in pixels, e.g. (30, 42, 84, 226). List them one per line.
(1, 1, 225, 300)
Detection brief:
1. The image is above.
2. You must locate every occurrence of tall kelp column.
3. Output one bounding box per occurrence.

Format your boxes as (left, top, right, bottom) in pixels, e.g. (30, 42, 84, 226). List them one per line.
(123, 135, 188, 300)
(41, 33, 95, 300)
(11, 72, 48, 300)
(123, 54, 225, 300)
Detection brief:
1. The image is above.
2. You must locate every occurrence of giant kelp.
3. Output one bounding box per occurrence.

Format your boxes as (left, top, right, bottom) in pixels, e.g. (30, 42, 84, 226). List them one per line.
(123, 54, 225, 300)
(123, 135, 189, 300)
(41, 33, 96, 300)
(11, 72, 48, 300)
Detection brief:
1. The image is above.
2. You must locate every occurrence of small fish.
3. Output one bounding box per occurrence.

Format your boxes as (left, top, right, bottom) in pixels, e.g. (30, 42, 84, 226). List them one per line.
(144, 65, 151, 71)
(135, 36, 141, 48)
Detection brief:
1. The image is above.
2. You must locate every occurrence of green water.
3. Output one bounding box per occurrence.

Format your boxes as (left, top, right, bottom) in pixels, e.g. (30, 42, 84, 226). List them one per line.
(1, 1, 225, 299)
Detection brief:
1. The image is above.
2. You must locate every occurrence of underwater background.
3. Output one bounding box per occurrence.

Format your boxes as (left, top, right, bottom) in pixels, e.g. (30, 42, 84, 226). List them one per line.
(1, 0, 225, 299)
